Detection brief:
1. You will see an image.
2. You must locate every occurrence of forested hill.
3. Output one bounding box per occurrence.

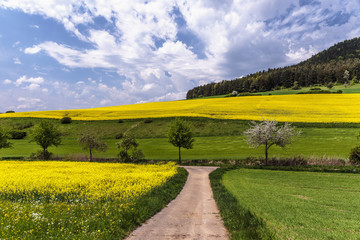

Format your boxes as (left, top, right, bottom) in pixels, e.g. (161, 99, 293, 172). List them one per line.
(186, 37, 360, 99)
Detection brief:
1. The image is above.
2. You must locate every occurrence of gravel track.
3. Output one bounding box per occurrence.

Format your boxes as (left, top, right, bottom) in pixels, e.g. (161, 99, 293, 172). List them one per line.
(126, 166, 229, 240)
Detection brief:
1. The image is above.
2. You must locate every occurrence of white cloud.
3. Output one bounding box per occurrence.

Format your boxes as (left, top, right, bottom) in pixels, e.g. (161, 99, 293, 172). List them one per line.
(16, 97, 43, 110)
(13, 57, 22, 64)
(12, 41, 20, 47)
(14, 76, 44, 87)
(24, 45, 42, 54)
(3, 79, 12, 84)
(1, 0, 360, 111)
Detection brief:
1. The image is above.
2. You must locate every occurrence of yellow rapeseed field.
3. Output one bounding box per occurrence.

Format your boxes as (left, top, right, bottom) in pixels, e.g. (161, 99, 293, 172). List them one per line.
(1, 94, 360, 122)
(0, 161, 178, 202)
(0, 161, 179, 238)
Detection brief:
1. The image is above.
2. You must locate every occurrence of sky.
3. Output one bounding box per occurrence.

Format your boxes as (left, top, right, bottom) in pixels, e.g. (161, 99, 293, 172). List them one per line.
(1, 0, 360, 112)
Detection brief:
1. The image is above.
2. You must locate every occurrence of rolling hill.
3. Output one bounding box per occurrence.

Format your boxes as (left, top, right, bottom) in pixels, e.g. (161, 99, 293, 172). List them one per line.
(186, 37, 360, 99)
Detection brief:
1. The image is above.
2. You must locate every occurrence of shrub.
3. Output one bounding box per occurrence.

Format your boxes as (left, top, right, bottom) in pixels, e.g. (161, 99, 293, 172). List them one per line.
(115, 133, 123, 139)
(349, 146, 360, 165)
(326, 82, 334, 89)
(60, 117, 72, 124)
(118, 119, 124, 123)
(9, 130, 27, 139)
(336, 90, 343, 93)
(144, 119, 152, 124)
(5, 110, 15, 113)
(30, 150, 53, 160)
(13, 122, 33, 130)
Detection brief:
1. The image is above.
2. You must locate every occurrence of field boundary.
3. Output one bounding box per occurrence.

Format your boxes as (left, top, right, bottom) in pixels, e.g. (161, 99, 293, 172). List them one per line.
(209, 167, 275, 239)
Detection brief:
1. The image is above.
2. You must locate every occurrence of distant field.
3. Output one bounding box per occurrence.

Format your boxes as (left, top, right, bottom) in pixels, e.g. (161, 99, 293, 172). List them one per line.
(223, 169, 360, 239)
(2, 93, 360, 122)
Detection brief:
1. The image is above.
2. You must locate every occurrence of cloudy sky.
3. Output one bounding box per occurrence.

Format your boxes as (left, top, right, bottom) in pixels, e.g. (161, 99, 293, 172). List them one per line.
(1, 0, 360, 112)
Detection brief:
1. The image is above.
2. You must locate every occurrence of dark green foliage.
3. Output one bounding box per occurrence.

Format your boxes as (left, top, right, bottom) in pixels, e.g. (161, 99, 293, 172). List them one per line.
(115, 133, 123, 139)
(326, 82, 334, 89)
(9, 130, 27, 139)
(168, 118, 194, 164)
(116, 134, 144, 162)
(118, 119, 124, 123)
(78, 132, 107, 162)
(5, 111, 15, 113)
(292, 81, 301, 90)
(30, 121, 62, 159)
(144, 119, 153, 123)
(30, 149, 53, 160)
(210, 168, 275, 239)
(349, 146, 360, 164)
(12, 121, 33, 130)
(296, 89, 340, 94)
(186, 37, 360, 99)
(60, 116, 72, 124)
(0, 128, 12, 150)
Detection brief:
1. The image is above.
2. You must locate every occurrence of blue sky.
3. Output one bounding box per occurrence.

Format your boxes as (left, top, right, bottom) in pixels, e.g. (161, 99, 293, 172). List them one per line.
(1, 0, 360, 112)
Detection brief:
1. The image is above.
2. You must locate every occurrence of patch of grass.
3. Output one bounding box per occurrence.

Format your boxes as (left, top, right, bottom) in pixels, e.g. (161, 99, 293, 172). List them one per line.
(222, 168, 360, 239)
(209, 168, 275, 239)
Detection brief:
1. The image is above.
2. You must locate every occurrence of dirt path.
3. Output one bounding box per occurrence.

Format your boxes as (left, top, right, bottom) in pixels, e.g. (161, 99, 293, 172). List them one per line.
(126, 166, 229, 240)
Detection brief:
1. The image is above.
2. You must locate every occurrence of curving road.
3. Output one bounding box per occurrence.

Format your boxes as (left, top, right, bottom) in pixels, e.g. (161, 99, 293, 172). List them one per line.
(126, 166, 229, 240)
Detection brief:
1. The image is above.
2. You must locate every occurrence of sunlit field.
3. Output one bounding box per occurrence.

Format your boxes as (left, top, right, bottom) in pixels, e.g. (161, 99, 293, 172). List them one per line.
(223, 169, 360, 239)
(0, 161, 180, 239)
(2, 94, 360, 122)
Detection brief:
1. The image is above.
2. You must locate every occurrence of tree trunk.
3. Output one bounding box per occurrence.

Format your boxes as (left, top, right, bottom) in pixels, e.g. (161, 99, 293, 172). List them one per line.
(178, 147, 181, 164)
(89, 147, 92, 162)
(265, 142, 268, 166)
(43, 147, 47, 160)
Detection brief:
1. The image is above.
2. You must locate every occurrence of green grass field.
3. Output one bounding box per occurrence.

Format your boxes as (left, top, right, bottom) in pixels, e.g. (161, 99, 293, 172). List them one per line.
(222, 168, 360, 239)
(0, 118, 358, 161)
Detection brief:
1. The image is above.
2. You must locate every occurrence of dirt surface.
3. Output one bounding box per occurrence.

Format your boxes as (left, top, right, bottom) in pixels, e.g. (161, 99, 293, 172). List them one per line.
(126, 166, 229, 240)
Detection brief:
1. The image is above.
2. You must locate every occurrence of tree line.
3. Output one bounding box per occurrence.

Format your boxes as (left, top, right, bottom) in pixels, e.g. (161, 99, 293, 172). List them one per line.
(187, 37, 360, 99)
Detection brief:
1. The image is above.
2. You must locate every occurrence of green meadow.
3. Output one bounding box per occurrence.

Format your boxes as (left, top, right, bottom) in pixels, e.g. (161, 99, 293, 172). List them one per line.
(0, 117, 359, 161)
(221, 168, 360, 239)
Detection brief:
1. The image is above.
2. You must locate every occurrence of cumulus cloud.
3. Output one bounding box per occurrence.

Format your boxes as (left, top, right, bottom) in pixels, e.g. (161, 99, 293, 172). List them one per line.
(1, 0, 360, 111)
(3, 79, 12, 84)
(14, 76, 44, 87)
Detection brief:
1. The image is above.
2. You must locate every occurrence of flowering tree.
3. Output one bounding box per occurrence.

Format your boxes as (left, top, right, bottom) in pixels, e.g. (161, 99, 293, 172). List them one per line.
(244, 119, 301, 165)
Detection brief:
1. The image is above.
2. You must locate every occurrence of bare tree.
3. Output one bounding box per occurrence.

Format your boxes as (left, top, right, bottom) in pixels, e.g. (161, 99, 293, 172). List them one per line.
(244, 119, 301, 165)
(78, 132, 107, 162)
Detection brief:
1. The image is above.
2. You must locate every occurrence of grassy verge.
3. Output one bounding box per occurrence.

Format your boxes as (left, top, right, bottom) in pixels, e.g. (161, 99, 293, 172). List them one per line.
(209, 168, 275, 239)
(222, 168, 360, 239)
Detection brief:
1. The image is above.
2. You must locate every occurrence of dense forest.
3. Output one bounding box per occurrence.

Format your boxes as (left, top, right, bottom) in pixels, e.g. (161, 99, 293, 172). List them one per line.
(186, 37, 360, 99)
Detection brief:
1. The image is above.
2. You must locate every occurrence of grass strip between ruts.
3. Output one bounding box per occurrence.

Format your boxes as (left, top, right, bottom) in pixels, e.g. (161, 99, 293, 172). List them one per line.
(121, 167, 188, 239)
(209, 167, 276, 240)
